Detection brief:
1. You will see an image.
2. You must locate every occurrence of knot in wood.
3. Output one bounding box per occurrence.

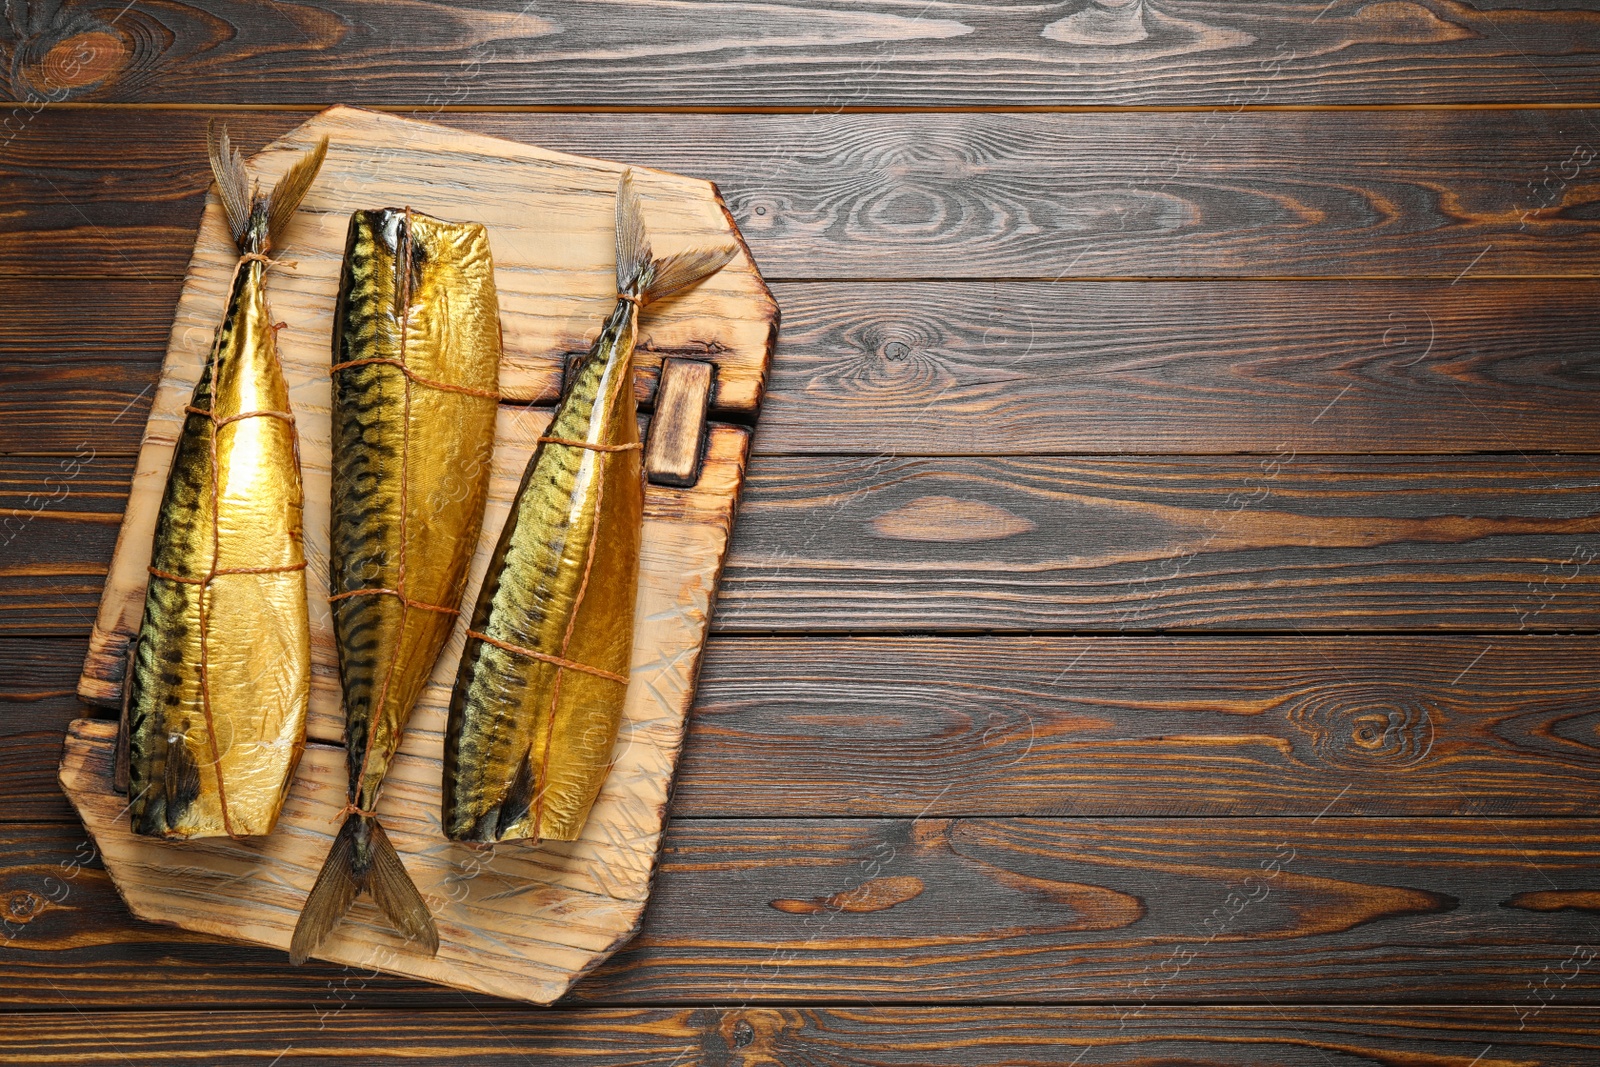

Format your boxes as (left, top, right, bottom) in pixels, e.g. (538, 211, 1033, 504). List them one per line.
(20, 28, 128, 98)
(5, 889, 41, 924)
(1287, 686, 1436, 770)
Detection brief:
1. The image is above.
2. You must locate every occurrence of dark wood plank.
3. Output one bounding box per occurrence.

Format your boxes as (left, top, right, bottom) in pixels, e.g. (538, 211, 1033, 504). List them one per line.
(0, 453, 132, 637)
(720, 454, 1600, 633)
(12, 277, 1600, 458)
(466, 815, 1600, 1005)
(681, 635, 1600, 817)
(2, 1007, 1598, 1063)
(7, 453, 1600, 635)
(0, 824, 455, 1010)
(5, 1, 1600, 107)
(0, 278, 173, 454)
(7, 109, 1600, 280)
(5, 817, 1600, 1006)
(13, 636, 1600, 823)
(0, 638, 85, 826)
(760, 279, 1600, 456)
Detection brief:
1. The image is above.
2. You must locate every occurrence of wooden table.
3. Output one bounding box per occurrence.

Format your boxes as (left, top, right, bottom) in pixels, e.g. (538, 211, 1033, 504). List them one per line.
(4, 2, 1600, 1062)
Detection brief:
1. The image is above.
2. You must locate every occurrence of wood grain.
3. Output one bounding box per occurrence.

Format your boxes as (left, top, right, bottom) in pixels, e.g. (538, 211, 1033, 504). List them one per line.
(10, 454, 1600, 637)
(4, 1, 1600, 107)
(467, 815, 1600, 1004)
(13, 277, 1600, 458)
(3, 1006, 1600, 1063)
(0, 451, 127, 637)
(680, 636, 1600, 817)
(645, 359, 714, 488)
(0, 637, 87, 825)
(17, 636, 1600, 823)
(759, 280, 1600, 456)
(7, 815, 1600, 1005)
(0, 279, 172, 454)
(8, 109, 1600, 281)
(720, 454, 1600, 633)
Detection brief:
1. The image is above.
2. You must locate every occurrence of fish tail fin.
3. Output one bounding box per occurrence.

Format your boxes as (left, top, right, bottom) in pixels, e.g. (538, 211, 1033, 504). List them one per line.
(290, 813, 362, 965)
(207, 121, 256, 253)
(614, 169, 651, 295)
(614, 169, 738, 307)
(206, 121, 328, 256)
(643, 245, 739, 306)
(265, 134, 329, 251)
(289, 812, 438, 966)
(365, 818, 439, 955)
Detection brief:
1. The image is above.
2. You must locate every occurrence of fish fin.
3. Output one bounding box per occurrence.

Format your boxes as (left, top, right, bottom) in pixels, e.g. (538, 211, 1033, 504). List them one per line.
(163, 730, 201, 821)
(208, 123, 328, 255)
(614, 169, 738, 305)
(463, 801, 500, 843)
(206, 121, 255, 252)
(494, 750, 538, 841)
(265, 135, 329, 253)
(290, 814, 438, 965)
(615, 169, 651, 295)
(113, 641, 136, 795)
(641, 245, 738, 305)
(366, 819, 440, 957)
(290, 813, 363, 965)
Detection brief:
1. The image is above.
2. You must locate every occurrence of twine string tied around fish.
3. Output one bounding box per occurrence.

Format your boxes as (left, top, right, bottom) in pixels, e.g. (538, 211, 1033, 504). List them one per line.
(333, 801, 382, 823)
(538, 437, 642, 452)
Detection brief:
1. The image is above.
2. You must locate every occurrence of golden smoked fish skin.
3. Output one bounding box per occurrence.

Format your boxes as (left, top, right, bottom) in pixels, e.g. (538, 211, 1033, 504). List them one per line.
(444, 171, 735, 845)
(443, 291, 643, 844)
(125, 127, 325, 840)
(328, 209, 499, 813)
(290, 208, 498, 965)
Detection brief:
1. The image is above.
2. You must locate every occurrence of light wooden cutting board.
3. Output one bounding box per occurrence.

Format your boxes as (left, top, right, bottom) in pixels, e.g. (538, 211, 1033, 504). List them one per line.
(62, 105, 777, 1004)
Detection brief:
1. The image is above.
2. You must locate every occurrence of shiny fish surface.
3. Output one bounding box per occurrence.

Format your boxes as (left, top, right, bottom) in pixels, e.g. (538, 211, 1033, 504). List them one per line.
(290, 207, 500, 965)
(124, 127, 326, 840)
(444, 171, 735, 844)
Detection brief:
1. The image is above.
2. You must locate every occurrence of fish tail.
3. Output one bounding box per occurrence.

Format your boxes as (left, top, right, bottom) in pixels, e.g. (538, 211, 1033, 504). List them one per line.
(614, 169, 738, 306)
(207, 121, 329, 256)
(289, 813, 361, 965)
(206, 122, 256, 253)
(365, 818, 439, 957)
(289, 812, 439, 966)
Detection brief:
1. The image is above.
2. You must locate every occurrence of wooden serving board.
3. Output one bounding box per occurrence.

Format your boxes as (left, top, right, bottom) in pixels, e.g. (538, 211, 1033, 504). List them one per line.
(61, 106, 776, 1003)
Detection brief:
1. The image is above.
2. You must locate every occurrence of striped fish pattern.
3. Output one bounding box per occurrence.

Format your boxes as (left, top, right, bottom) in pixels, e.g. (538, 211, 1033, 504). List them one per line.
(290, 207, 500, 965)
(123, 126, 326, 840)
(443, 171, 735, 845)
